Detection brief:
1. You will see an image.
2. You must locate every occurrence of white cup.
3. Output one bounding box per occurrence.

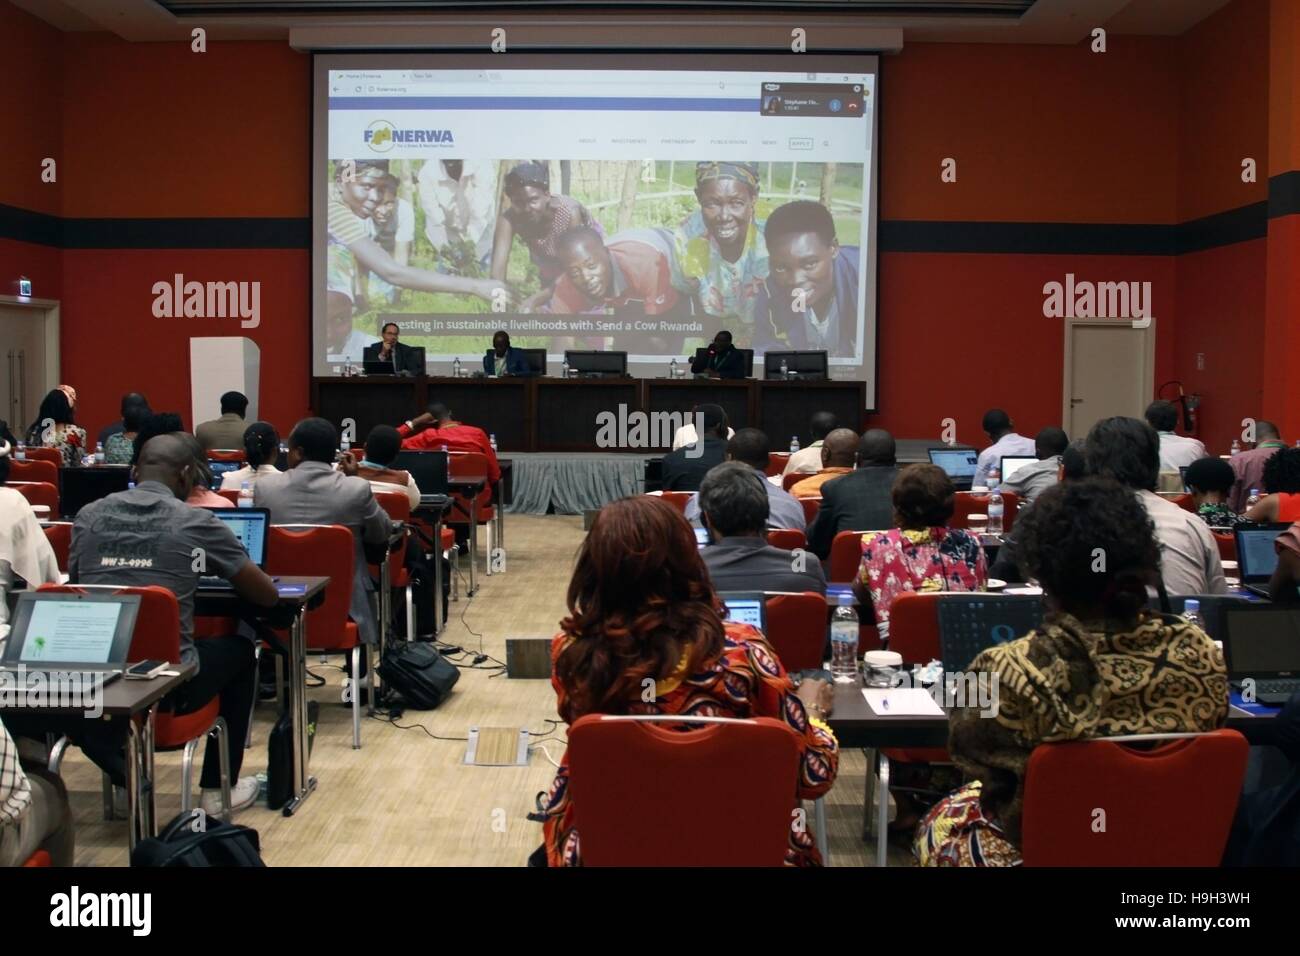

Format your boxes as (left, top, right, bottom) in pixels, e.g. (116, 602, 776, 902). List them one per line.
(863, 650, 903, 688)
(967, 513, 988, 534)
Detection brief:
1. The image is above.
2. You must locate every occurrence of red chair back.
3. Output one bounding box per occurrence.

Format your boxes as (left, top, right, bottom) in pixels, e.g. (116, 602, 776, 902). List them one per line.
(42, 522, 73, 573)
(448, 451, 494, 521)
(1212, 532, 1237, 563)
(781, 471, 805, 492)
(372, 491, 411, 582)
(21, 447, 62, 466)
(207, 449, 246, 463)
(828, 530, 872, 583)
(766, 528, 805, 551)
(568, 714, 801, 866)
(659, 491, 693, 515)
(1021, 729, 1249, 866)
(950, 490, 1020, 532)
(763, 592, 826, 671)
(39, 583, 181, 664)
(887, 592, 942, 664)
(266, 524, 357, 651)
(1172, 493, 1195, 513)
(9, 458, 58, 485)
(766, 452, 790, 477)
(216, 488, 242, 506)
(799, 497, 821, 526)
(11, 481, 59, 520)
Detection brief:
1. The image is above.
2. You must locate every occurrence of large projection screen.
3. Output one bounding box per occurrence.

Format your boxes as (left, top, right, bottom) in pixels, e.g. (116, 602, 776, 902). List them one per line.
(313, 53, 880, 405)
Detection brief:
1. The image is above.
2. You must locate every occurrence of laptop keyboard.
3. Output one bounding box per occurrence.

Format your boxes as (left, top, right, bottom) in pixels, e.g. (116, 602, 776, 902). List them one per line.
(1252, 678, 1300, 703)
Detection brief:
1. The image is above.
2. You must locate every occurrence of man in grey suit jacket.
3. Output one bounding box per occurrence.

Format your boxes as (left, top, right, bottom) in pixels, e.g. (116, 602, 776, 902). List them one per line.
(254, 417, 395, 644)
(806, 429, 900, 560)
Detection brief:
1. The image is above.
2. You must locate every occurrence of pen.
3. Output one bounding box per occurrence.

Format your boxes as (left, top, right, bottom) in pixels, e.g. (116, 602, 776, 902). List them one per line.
(881, 697, 889, 711)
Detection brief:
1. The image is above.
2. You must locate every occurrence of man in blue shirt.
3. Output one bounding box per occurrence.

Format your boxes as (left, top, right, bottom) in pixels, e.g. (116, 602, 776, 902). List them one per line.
(482, 330, 532, 377)
(685, 427, 806, 531)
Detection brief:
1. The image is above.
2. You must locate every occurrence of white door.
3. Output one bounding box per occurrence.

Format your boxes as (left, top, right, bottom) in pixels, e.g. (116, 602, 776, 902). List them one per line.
(1063, 320, 1155, 439)
(0, 305, 51, 437)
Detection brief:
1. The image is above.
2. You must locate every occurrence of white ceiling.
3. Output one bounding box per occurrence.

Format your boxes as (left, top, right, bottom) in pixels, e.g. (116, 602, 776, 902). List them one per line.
(10, 0, 1235, 45)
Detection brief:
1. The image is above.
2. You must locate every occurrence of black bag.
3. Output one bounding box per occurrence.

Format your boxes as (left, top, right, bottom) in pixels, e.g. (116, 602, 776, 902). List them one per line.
(392, 551, 451, 639)
(378, 642, 460, 709)
(130, 811, 265, 867)
(267, 700, 319, 811)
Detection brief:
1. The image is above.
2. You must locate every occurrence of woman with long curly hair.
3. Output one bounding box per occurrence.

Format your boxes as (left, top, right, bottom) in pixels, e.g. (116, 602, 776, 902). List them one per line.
(914, 477, 1227, 867)
(1244, 446, 1300, 524)
(536, 494, 839, 866)
(25, 388, 86, 467)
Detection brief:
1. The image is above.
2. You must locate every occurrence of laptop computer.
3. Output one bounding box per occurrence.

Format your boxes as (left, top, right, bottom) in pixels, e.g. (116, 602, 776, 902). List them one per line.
(1234, 523, 1288, 598)
(1000, 455, 1037, 482)
(0, 591, 140, 687)
(1223, 604, 1300, 705)
(927, 448, 978, 490)
(198, 507, 270, 589)
(207, 459, 243, 490)
(693, 526, 709, 550)
(936, 594, 1043, 672)
(394, 450, 449, 502)
(718, 591, 767, 634)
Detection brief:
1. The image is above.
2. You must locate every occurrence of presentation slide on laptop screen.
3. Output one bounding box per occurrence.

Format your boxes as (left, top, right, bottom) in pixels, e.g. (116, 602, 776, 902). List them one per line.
(724, 598, 765, 630)
(1239, 530, 1281, 578)
(19, 601, 123, 664)
(215, 513, 267, 564)
(931, 450, 978, 479)
(313, 54, 880, 404)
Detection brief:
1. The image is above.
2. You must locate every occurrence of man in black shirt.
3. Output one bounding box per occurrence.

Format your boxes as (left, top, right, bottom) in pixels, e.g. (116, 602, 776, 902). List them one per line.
(660, 404, 728, 491)
(689, 330, 746, 380)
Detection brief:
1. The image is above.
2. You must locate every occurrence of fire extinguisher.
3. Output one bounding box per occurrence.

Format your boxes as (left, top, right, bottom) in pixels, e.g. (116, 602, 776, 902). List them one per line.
(1159, 381, 1200, 437)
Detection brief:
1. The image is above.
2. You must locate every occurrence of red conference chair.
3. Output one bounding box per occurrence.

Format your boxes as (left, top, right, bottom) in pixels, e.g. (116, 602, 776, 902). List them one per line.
(42, 584, 235, 822)
(266, 524, 368, 749)
(372, 491, 414, 646)
(1172, 493, 1196, 514)
(21, 447, 62, 467)
(9, 458, 58, 485)
(207, 449, 246, 463)
(567, 714, 803, 866)
(1213, 532, 1237, 563)
(41, 522, 72, 574)
(216, 488, 242, 506)
(799, 497, 821, 526)
(1021, 729, 1248, 866)
(828, 530, 875, 583)
(10, 481, 59, 520)
(763, 592, 826, 672)
(766, 528, 805, 551)
(781, 471, 806, 493)
(659, 491, 693, 515)
(21, 850, 52, 867)
(950, 490, 1020, 532)
(448, 451, 498, 576)
(766, 452, 790, 477)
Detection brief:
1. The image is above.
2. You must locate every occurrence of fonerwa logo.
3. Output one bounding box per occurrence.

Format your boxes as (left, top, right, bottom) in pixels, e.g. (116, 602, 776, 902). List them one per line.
(364, 119, 454, 152)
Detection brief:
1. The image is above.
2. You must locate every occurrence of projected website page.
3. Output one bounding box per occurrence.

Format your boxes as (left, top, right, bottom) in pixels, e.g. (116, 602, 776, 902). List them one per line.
(314, 60, 878, 398)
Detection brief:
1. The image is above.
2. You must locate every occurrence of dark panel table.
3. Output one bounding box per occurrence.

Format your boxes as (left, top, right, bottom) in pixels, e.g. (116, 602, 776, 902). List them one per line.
(311, 376, 420, 445)
(534, 377, 641, 451)
(423, 376, 530, 453)
(757, 379, 869, 449)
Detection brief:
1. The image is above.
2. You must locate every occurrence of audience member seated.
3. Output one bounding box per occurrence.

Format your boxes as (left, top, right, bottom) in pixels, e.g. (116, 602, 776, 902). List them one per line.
(395, 402, 500, 485)
(195, 391, 250, 452)
(219, 422, 282, 491)
(781, 411, 838, 479)
(659, 404, 728, 492)
(670, 404, 734, 450)
(131, 412, 183, 464)
(345, 424, 421, 510)
(697, 462, 826, 594)
(915, 477, 1228, 867)
(0, 442, 62, 643)
(806, 428, 899, 559)
(1269, 521, 1300, 604)
(1243, 447, 1300, 524)
(177, 434, 232, 509)
(1186, 457, 1249, 530)
(535, 494, 838, 866)
(973, 408, 1035, 488)
(256, 418, 395, 646)
(1086, 416, 1226, 596)
(25, 388, 86, 467)
(0, 717, 73, 867)
(1145, 399, 1207, 474)
(1228, 419, 1286, 512)
(1000, 426, 1067, 507)
(852, 464, 987, 628)
(103, 400, 146, 465)
(67, 434, 280, 814)
(789, 427, 858, 498)
(989, 439, 1086, 583)
(97, 391, 149, 448)
(683, 428, 804, 530)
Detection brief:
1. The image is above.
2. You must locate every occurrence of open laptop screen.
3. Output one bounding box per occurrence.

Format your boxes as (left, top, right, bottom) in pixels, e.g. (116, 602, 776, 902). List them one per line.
(928, 448, 978, 481)
(207, 508, 269, 567)
(719, 592, 766, 632)
(1000, 456, 1037, 481)
(3, 593, 140, 666)
(1224, 607, 1300, 676)
(1235, 525, 1285, 582)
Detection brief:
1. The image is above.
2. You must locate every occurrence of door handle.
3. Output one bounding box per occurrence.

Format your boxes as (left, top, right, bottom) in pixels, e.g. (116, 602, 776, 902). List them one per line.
(1070, 398, 1084, 405)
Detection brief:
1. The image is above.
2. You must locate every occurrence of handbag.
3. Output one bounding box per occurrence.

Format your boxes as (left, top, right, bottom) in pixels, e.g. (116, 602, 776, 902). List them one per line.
(378, 642, 460, 709)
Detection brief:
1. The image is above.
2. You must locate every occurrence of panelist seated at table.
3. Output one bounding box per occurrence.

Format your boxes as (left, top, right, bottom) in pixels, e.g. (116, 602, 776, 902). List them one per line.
(396, 403, 501, 486)
(363, 322, 424, 376)
(66, 434, 280, 815)
(688, 330, 746, 380)
(482, 330, 532, 377)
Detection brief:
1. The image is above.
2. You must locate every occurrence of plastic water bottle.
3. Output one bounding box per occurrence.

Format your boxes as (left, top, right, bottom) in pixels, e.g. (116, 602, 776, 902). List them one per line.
(987, 481, 1005, 535)
(1246, 487, 1262, 510)
(1230, 439, 1241, 456)
(561, 357, 570, 379)
(127, 480, 135, 490)
(14, 442, 25, 461)
(790, 435, 800, 453)
(1183, 598, 1204, 631)
(94, 441, 105, 464)
(279, 441, 288, 456)
(489, 433, 498, 453)
(340, 433, 351, 456)
(238, 481, 254, 508)
(779, 358, 789, 379)
(669, 357, 678, 379)
(452, 356, 462, 378)
(831, 595, 859, 683)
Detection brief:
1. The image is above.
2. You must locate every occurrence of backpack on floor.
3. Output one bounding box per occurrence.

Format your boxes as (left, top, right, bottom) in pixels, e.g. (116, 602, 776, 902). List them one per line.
(378, 641, 460, 709)
(130, 811, 265, 867)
